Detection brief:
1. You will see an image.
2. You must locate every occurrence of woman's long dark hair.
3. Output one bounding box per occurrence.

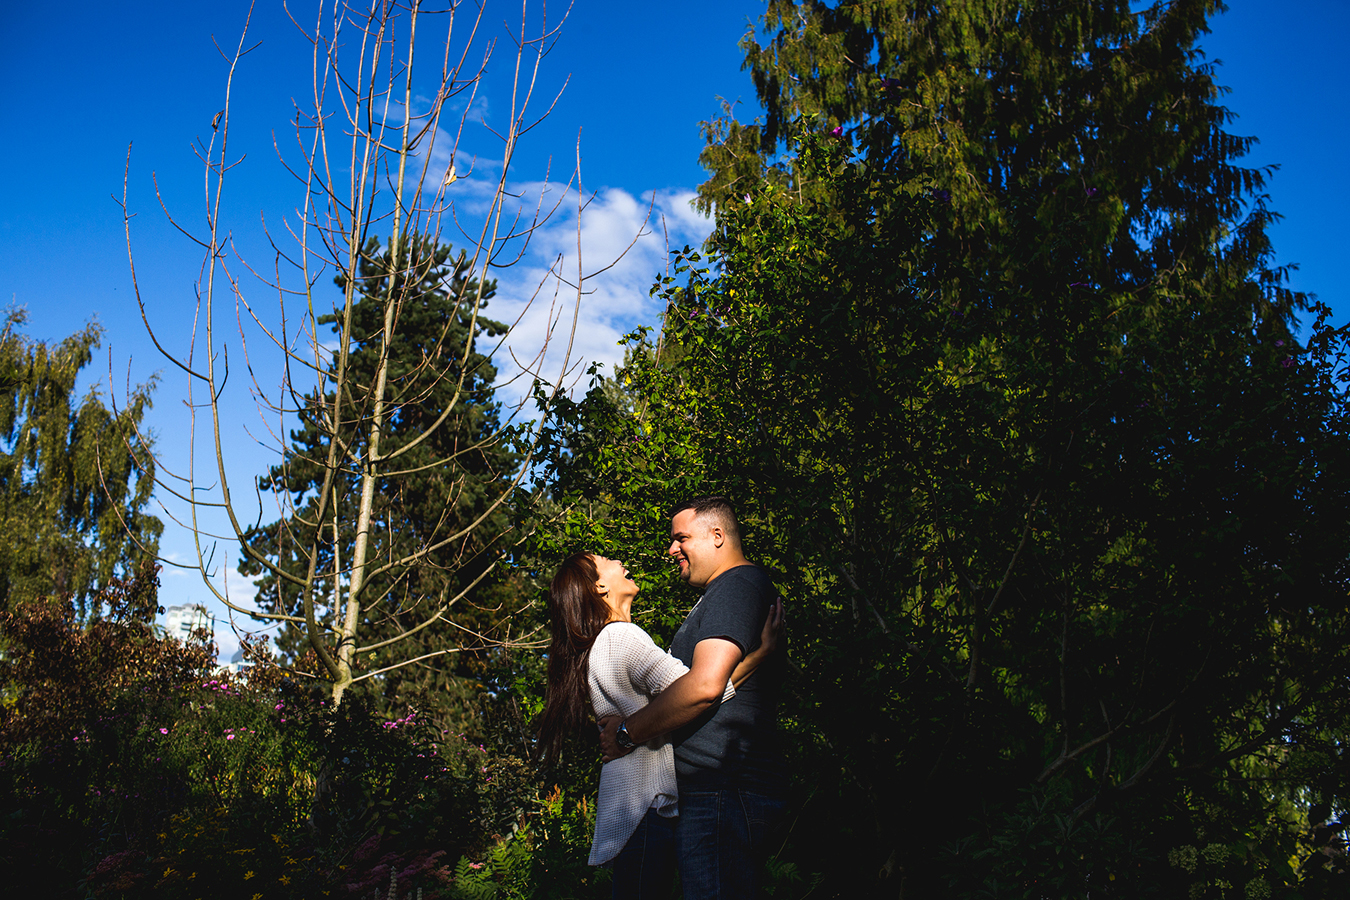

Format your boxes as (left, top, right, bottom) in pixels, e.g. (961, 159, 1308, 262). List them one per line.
(538, 552, 612, 764)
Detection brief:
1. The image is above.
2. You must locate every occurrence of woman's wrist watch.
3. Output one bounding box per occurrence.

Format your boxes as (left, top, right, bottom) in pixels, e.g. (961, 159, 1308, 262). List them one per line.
(615, 720, 636, 751)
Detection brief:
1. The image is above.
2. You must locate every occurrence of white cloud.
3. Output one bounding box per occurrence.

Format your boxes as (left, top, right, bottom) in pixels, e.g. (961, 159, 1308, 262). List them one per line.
(478, 183, 714, 407)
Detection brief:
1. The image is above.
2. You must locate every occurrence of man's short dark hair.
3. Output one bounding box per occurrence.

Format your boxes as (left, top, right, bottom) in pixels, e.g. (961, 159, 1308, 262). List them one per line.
(669, 496, 740, 543)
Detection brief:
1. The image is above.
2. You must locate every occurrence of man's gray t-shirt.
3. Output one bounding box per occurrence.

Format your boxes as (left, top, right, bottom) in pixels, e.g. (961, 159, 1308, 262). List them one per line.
(668, 564, 783, 791)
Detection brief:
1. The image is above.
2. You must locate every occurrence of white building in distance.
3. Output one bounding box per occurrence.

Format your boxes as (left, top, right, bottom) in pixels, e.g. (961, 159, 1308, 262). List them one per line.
(218, 647, 251, 677)
(163, 604, 212, 642)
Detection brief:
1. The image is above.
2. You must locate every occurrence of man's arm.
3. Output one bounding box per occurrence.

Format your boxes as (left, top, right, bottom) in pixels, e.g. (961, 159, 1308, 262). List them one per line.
(599, 637, 741, 762)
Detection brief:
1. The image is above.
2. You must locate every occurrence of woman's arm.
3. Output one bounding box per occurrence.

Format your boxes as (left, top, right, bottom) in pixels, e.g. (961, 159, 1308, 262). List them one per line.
(730, 597, 785, 689)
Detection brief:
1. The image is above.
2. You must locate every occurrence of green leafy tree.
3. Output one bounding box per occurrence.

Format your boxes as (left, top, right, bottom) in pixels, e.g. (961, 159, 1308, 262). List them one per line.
(0, 309, 160, 616)
(538, 1, 1350, 895)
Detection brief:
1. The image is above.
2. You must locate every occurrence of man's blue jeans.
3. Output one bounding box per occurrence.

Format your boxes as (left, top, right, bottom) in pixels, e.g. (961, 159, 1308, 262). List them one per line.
(675, 788, 787, 899)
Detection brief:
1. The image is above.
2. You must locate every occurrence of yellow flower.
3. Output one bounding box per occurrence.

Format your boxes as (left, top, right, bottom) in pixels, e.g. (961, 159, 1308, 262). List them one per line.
(244, 870, 256, 880)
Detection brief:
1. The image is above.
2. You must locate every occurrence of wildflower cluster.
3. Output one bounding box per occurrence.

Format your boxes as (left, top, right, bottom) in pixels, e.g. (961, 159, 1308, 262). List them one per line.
(382, 710, 417, 730)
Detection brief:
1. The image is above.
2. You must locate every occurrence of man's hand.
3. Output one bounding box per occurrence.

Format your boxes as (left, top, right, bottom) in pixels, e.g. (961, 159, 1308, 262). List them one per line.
(598, 714, 631, 763)
(762, 596, 785, 654)
(732, 598, 785, 688)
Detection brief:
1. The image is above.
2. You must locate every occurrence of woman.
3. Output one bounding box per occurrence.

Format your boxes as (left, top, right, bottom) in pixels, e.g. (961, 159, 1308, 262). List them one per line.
(538, 551, 782, 899)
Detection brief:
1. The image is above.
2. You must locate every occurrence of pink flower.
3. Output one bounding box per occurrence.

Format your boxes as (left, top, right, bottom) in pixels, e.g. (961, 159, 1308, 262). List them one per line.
(227, 734, 236, 740)
(828, 125, 843, 137)
(470, 863, 483, 870)
(159, 728, 169, 734)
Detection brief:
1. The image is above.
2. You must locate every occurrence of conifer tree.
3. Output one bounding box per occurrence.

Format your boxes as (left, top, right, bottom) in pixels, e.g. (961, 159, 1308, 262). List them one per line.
(127, 0, 591, 708)
(239, 238, 525, 717)
(699, 0, 1282, 319)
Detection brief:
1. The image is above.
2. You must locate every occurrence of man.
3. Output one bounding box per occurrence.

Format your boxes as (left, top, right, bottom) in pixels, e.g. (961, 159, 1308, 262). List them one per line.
(599, 496, 786, 899)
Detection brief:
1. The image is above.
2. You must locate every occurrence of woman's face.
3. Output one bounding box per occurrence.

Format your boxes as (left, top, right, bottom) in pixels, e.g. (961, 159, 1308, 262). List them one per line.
(592, 555, 638, 618)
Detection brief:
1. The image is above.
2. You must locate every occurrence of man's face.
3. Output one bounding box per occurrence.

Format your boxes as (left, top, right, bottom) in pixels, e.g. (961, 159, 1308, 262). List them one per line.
(668, 508, 719, 588)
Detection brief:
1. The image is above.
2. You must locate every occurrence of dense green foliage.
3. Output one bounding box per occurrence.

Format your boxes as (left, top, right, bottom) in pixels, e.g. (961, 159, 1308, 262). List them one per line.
(0, 310, 160, 617)
(535, 1, 1350, 896)
(0, 566, 593, 898)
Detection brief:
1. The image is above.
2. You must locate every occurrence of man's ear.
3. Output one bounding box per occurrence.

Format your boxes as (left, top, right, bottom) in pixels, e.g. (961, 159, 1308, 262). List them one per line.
(710, 526, 725, 549)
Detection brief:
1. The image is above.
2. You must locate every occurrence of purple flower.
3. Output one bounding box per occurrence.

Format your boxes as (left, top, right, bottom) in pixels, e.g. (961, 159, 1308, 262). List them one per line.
(932, 189, 951, 203)
(159, 728, 168, 735)
(829, 125, 843, 137)
(1275, 339, 1285, 347)
(1069, 281, 1090, 289)
(1281, 357, 1293, 368)
(743, 193, 752, 204)
(1086, 187, 1099, 198)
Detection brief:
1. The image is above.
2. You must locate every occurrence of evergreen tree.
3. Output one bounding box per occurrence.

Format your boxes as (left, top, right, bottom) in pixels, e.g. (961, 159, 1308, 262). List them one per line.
(0, 309, 160, 617)
(240, 238, 525, 719)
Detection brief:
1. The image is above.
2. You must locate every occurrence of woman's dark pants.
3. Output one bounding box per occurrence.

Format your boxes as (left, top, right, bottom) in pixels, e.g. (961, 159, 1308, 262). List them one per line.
(610, 807, 678, 899)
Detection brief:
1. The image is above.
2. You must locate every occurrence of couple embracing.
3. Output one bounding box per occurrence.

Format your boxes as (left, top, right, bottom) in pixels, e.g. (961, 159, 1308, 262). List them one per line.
(539, 496, 787, 899)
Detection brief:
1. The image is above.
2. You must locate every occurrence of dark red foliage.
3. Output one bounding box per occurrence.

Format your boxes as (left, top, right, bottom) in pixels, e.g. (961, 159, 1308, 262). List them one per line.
(0, 560, 213, 748)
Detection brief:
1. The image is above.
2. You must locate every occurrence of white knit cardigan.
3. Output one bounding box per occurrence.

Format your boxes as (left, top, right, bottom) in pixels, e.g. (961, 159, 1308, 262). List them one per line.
(586, 621, 735, 865)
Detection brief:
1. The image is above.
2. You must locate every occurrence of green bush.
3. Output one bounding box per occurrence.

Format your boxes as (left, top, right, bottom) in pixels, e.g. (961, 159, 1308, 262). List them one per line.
(0, 582, 551, 898)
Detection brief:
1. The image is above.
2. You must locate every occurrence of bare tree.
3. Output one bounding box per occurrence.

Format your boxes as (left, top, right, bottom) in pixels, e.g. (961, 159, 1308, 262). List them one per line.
(119, 0, 616, 704)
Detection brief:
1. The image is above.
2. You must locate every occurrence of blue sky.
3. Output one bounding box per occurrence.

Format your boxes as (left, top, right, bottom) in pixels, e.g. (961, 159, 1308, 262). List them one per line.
(2, 1, 1345, 653)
